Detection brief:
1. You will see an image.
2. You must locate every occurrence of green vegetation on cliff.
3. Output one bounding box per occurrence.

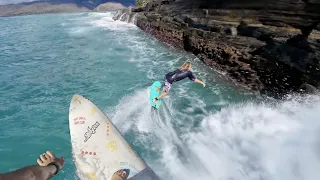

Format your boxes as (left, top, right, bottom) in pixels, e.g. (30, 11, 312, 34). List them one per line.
(136, 0, 150, 8)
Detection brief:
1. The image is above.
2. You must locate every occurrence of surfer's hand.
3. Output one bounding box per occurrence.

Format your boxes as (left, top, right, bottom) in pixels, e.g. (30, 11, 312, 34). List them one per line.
(37, 151, 65, 171)
(153, 98, 158, 105)
(202, 83, 206, 87)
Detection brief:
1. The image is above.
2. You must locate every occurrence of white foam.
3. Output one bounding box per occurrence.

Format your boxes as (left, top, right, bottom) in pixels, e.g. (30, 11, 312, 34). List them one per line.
(67, 26, 95, 36)
(108, 87, 320, 180)
(183, 95, 320, 180)
(89, 16, 137, 31)
(66, 12, 137, 35)
(88, 12, 116, 18)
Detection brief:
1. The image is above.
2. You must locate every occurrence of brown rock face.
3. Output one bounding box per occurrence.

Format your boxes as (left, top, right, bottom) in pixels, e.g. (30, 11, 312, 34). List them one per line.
(115, 0, 320, 97)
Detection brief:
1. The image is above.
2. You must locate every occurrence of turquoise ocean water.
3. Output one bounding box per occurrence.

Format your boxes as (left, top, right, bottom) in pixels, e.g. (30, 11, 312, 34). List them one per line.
(1, 12, 320, 180)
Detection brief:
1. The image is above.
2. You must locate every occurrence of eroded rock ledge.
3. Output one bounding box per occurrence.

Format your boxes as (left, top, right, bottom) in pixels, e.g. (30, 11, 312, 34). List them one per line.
(114, 0, 320, 97)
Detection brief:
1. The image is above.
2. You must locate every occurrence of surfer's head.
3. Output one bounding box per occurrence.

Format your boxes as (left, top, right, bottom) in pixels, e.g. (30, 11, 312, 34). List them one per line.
(180, 61, 192, 70)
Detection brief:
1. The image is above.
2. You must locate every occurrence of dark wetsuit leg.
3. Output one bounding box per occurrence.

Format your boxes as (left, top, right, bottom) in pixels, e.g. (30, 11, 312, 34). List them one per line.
(162, 69, 196, 93)
(165, 69, 196, 83)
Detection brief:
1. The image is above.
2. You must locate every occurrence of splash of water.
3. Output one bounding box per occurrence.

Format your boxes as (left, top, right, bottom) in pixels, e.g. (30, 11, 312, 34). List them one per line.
(107, 89, 320, 180)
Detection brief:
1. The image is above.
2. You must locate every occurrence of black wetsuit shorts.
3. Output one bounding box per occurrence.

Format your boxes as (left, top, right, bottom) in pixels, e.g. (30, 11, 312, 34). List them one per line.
(163, 69, 196, 92)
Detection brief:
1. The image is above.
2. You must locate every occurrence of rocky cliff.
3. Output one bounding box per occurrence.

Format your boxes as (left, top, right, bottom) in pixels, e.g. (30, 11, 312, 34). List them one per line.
(114, 0, 320, 97)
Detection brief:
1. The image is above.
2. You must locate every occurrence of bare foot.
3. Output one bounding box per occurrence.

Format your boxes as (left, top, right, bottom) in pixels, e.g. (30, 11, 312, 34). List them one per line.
(111, 169, 129, 180)
(37, 151, 65, 171)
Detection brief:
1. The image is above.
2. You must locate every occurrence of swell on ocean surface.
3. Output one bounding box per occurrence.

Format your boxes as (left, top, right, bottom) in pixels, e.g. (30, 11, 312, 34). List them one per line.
(0, 12, 319, 180)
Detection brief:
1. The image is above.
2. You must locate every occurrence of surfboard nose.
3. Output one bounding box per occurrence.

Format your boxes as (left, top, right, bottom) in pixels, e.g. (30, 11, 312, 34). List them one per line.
(71, 94, 81, 101)
(70, 94, 82, 104)
(152, 81, 162, 87)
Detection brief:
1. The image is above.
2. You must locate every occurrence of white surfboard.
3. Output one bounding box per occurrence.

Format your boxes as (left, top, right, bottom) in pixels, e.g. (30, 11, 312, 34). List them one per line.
(68, 94, 159, 180)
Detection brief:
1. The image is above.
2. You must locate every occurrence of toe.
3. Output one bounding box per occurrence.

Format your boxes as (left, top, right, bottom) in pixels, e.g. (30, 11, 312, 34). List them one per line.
(121, 171, 127, 178)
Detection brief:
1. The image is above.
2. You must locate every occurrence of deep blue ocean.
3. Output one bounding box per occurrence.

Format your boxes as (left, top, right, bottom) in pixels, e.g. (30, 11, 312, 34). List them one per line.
(1, 12, 320, 180)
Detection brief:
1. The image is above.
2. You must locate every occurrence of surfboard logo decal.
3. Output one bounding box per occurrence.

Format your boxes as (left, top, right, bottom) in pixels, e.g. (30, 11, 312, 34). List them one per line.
(81, 150, 97, 156)
(106, 141, 117, 152)
(84, 121, 100, 142)
(106, 122, 111, 136)
(73, 116, 86, 125)
(86, 172, 97, 180)
(74, 97, 82, 104)
(89, 107, 98, 115)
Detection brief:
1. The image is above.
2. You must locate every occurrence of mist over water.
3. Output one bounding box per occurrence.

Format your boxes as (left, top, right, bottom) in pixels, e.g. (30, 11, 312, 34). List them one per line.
(0, 12, 319, 180)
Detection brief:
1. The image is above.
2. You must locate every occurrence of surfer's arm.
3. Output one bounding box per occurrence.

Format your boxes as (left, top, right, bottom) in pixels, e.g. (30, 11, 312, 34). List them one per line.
(0, 151, 64, 180)
(0, 164, 58, 180)
(188, 71, 196, 81)
(194, 78, 206, 87)
(157, 91, 168, 99)
(188, 71, 205, 87)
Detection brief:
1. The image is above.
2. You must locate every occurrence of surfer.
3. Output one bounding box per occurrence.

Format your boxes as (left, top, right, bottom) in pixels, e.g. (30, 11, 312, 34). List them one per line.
(153, 61, 206, 104)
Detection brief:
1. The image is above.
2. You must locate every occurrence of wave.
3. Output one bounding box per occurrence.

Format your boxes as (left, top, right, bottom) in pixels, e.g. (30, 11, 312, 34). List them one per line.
(107, 89, 320, 180)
